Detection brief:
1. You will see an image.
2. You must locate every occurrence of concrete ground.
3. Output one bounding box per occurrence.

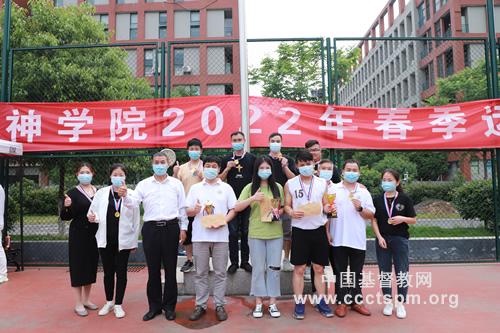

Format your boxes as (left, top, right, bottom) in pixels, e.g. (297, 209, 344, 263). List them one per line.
(1, 263, 499, 333)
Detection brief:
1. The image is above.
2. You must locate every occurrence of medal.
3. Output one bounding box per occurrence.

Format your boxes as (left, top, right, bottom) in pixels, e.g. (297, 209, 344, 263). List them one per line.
(112, 189, 122, 219)
(115, 211, 120, 218)
(384, 192, 399, 225)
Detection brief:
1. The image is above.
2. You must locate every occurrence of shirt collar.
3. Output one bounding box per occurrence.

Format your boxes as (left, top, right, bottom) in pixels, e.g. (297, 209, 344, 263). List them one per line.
(202, 178, 222, 185)
(151, 175, 170, 184)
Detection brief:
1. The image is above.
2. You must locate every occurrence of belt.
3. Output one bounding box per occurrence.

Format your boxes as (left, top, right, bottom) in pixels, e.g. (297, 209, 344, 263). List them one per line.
(146, 219, 178, 227)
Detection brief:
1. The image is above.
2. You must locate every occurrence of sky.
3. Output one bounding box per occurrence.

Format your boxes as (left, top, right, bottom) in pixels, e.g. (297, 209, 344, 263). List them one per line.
(244, 0, 391, 95)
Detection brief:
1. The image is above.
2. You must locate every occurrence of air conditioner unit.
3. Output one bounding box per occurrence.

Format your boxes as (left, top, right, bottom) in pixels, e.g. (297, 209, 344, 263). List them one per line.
(182, 65, 192, 74)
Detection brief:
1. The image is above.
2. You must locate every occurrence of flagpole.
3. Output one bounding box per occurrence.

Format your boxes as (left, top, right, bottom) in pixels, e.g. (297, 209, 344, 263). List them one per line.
(238, 0, 250, 151)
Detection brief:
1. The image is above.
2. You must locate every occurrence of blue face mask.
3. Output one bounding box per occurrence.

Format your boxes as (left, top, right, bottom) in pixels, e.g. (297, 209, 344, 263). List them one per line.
(77, 173, 92, 185)
(269, 142, 281, 153)
(298, 165, 315, 177)
(188, 150, 201, 160)
(381, 181, 397, 192)
(319, 170, 333, 181)
(343, 171, 360, 183)
(152, 164, 168, 176)
(232, 142, 244, 151)
(203, 167, 219, 180)
(111, 176, 125, 187)
(258, 169, 272, 180)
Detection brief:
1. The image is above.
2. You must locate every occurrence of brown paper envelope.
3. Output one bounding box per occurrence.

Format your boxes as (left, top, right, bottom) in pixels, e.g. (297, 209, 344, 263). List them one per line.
(201, 214, 226, 228)
(297, 202, 322, 217)
(260, 198, 273, 222)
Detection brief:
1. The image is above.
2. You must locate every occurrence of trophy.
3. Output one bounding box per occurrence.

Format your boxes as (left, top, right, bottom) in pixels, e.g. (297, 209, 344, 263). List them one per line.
(325, 193, 336, 218)
(270, 198, 281, 221)
(204, 201, 215, 216)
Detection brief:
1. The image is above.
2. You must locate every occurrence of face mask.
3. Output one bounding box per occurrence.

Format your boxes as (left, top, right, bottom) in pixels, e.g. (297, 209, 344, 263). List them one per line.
(343, 171, 360, 183)
(77, 173, 92, 185)
(269, 142, 281, 153)
(381, 181, 397, 192)
(319, 170, 333, 181)
(152, 164, 168, 176)
(232, 142, 244, 151)
(203, 167, 219, 180)
(111, 176, 125, 187)
(298, 165, 315, 177)
(188, 150, 201, 160)
(258, 169, 272, 180)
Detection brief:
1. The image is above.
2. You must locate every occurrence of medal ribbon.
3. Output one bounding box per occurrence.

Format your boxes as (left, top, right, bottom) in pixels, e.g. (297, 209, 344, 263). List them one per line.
(299, 176, 314, 202)
(384, 192, 399, 219)
(77, 185, 94, 203)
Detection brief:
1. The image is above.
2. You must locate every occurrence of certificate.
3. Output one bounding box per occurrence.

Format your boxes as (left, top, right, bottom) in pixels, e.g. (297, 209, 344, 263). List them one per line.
(201, 214, 227, 229)
(297, 202, 322, 216)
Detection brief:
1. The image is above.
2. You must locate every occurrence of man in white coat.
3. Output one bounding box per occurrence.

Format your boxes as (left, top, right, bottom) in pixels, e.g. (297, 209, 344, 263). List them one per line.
(0, 184, 8, 284)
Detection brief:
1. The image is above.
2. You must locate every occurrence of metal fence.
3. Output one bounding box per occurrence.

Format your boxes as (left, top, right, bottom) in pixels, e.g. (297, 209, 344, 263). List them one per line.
(0, 36, 499, 267)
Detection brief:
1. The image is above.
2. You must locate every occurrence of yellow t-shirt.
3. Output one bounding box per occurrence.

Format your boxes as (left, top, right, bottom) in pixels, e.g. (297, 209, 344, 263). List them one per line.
(178, 160, 203, 195)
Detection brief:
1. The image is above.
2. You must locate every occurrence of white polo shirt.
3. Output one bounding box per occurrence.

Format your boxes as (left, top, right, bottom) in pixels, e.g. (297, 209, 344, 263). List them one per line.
(329, 181, 375, 250)
(186, 178, 237, 243)
(123, 175, 188, 230)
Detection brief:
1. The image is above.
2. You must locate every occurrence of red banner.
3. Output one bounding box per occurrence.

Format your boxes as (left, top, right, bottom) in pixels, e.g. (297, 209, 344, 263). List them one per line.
(1, 96, 500, 152)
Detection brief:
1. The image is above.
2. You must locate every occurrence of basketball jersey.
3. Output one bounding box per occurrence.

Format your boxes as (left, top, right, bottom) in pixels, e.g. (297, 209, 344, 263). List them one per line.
(288, 175, 327, 230)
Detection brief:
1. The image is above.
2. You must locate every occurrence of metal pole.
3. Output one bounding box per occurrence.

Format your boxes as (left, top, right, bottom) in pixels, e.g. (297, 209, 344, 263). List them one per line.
(161, 42, 166, 98)
(320, 38, 326, 104)
(486, 0, 499, 98)
(332, 38, 339, 104)
(154, 45, 159, 98)
(326, 38, 333, 104)
(492, 149, 500, 261)
(1, 0, 12, 102)
(238, 0, 250, 151)
(19, 157, 23, 270)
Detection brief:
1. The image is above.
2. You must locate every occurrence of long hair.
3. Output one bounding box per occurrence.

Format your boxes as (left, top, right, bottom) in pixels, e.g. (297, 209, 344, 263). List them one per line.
(381, 168, 404, 192)
(251, 156, 280, 199)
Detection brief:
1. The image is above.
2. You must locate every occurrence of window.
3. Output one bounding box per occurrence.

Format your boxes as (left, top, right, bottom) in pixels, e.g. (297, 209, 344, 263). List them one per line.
(207, 46, 233, 75)
(443, 13, 451, 37)
(417, 3, 425, 28)
(225, 46, 233, 74)
(88, 0, 109, 5)
(425, 0, 431, 21)
(437, 54, 445, 77)
(117, 0, 138, 3)
(190, 11, 200, 37)
(461, 8, 468, 33)
(207, 84, 233, 95)
(130, 13, 138, 40)
(96, 14, 109, 34)
(174, 48, 184, 75)
(174, 85, 200, 96)
(444, 48, 453, 76)
(224, 10, 233, 37)
(434, 0, 441, 13)
(159, 12, 167, 38)
(174, 48, 200, 76)
(144, 49, 161, 76)
(54, 0, 77, 6)
(435, 21, 442, 46)
(125, 49, 137, 74)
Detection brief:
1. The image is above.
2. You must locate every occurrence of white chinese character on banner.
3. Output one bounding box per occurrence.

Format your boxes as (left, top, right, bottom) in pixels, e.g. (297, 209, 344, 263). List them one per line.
(374, 108, 413, 140)
(6, 109, 41, 143)
(429, 106, 467, 140)
(482, 105, 500, 137)
(57, 108, 93, 142)
(319, 106, 358, 139)
(110, 107, 147, 141)
(360, 271, 376, 289)
(379, 272, 392, 289)
(396, 271, 411, 289)
(415, 271, 432, 288)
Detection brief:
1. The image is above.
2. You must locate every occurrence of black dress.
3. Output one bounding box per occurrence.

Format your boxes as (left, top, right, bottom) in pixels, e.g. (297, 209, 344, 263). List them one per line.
(60, 187, 99, 287)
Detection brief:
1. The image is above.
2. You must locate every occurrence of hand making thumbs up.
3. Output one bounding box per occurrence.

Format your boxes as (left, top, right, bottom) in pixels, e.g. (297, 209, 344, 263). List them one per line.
(194, 199, 202, 215)
(64, 194, 72, 207)
(252, 188, 265, 202)
(117, 180, 127, 197)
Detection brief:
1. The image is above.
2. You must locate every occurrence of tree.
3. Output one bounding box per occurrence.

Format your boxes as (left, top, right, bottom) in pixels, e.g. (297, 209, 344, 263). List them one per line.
(425, 61, 487, 106)
(249, 41, 323, 102)
(0, 0, 153, 102)
(332, 46, 361, 101)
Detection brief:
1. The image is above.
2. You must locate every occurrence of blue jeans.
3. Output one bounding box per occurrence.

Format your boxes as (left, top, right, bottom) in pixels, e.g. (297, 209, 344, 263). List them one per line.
(375, 235, 409, 303)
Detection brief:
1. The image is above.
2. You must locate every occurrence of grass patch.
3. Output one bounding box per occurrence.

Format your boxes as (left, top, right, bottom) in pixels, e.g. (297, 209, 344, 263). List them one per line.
(366, 226, 494, 238)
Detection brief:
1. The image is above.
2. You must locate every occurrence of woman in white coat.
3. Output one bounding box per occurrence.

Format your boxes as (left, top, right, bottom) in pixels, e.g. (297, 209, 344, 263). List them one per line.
(87, 163, 140, 319)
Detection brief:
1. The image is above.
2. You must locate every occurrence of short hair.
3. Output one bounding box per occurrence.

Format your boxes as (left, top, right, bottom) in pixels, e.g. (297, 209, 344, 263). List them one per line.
(268, 132, 282, 140)
(109, 163, 127, 176)
(305, 139, 320, 149)
(152, 152, 167, 160)
(319, 159, 334, 166)
(342, 159, 360, 169)
(187, 138, 203, 149)
(230, 131, 245, 139)
(203, 155, 222, 168)
(295, 150, 314, 163)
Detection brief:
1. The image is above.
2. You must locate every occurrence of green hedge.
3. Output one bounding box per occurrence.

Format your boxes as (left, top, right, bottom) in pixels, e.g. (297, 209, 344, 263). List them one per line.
(404, 181, 458, 205)
(9, 179, 59, 216)
(452, 180, 495, 231)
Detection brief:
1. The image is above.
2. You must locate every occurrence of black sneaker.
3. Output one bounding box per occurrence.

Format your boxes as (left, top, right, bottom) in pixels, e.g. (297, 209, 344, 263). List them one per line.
(180, 260, 194, 273)
(240, 262, 253, 273)
(189, 306, 206, 321)
(215, 306, 228, 321)
(227, 263, 239, 274)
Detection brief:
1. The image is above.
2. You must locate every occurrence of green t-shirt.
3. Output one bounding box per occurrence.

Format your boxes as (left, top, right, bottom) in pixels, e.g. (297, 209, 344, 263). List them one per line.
(238, 183, 284, 240)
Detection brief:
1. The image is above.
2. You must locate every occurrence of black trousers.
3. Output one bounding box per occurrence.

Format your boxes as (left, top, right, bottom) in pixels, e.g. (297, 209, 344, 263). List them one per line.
(142, 222, 180, 312)
(331, 246, 366, 305)
(228, 208, 250, 265)
(99, 245, 131, 305)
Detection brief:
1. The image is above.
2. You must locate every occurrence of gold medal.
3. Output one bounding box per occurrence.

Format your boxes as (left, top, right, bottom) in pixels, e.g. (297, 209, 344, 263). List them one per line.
(234, 159, 239, 166)
(115, 211, 120, 218)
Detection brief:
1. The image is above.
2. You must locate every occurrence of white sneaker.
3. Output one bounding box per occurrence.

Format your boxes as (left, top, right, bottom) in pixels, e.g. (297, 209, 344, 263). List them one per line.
(396, 303, 407, 319)
(0, 276, 8, 284)
(98, 302, 114, 316)
(304, 266, 311, 281)
(268, 304, 281, 318)
(282, 258, 294, 272)
(383, 302, 394, 316)
(252, 303, 263, 318)
(114, 305, 125, 319)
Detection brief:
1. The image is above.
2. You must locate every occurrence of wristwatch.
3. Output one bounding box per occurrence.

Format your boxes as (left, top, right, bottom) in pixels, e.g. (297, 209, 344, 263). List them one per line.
(357, 206, 363, 212)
